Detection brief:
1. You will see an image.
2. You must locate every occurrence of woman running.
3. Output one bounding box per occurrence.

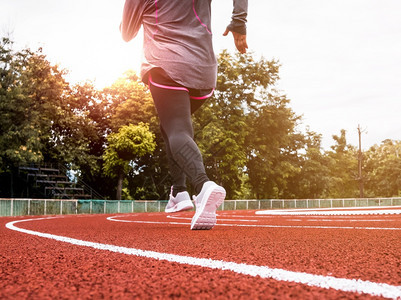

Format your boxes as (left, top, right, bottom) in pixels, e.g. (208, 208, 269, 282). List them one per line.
(121, 0, 248, 230)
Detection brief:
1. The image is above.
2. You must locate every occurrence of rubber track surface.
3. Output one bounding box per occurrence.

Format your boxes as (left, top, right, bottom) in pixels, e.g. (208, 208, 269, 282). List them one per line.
(1, 209, 401, 299)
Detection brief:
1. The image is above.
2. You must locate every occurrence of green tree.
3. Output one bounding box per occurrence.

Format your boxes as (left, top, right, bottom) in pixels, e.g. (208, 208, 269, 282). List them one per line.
(326, 129, 359, 198)
(296, 129, 330, 198)
(364, 139, 401, 197)
(19, 48, 99, 168)
(246, 97, 302, 199)
(102, 70, 157, 132)
(1, 37, 104, 197)
(100, 71, 170, 199)
(7, 37, 385, 201)
(0, 37, 43, 171)
(194, 51, 302, 199)
(67, 81, 113, 198)
(103, 123, 156, 200)
(0, 37, 100, 170)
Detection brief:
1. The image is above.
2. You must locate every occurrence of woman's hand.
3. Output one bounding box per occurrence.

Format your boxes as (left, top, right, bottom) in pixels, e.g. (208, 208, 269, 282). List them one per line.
(223, 29, 248, 54)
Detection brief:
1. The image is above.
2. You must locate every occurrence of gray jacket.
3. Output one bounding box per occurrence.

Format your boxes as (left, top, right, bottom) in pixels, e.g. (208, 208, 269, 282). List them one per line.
(121, 0, 248, 89)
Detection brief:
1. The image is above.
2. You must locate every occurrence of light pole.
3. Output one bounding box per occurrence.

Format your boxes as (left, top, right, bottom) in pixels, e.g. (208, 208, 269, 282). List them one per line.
(357, 125, 367, 198)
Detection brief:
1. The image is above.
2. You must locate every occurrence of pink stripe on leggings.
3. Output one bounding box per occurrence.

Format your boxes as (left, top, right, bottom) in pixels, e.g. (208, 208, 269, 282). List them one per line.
(148, 74, 189, 92)
(148, 74, 213, 100)
(190, 89, 214, 100)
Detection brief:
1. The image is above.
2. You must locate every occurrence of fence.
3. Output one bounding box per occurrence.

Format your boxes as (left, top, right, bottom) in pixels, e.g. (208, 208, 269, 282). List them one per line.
(1, 197, 401, 217)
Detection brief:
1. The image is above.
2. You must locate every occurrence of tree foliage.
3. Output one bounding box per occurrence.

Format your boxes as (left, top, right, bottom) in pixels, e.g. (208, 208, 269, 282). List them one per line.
(99, 71, 167, 199)
(325, 129, 359, 198)
(1, 37, 98, 172)
(194, 51, 302, 199)
(364, 140, 401, 197)
(103, 123, 156, 200)
(0, 37, 43, 170)
(2, 36, 401, 200)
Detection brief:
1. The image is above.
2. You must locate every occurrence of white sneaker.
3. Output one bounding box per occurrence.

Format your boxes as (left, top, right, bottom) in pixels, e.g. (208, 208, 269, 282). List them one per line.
(191, 181, 226, 230)
(165, 187, 194, 213)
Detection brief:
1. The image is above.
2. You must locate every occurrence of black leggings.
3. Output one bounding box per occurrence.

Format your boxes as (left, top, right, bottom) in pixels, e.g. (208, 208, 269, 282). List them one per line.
(148, 68, 213, 194)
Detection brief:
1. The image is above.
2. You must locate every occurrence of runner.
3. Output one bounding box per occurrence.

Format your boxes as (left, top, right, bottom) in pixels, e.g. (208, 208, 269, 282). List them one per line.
(121, 0, 248, 229)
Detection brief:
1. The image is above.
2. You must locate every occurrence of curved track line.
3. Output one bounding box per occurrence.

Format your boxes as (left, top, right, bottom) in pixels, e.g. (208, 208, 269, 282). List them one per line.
(256, 206, 401, 216)
(166, 215, 259, 222)
(5, 217, 401, 299)
(107, 216, 401, 231)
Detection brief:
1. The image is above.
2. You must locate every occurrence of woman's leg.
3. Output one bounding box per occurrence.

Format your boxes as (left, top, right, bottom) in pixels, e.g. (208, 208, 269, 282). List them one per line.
(161, 98, 207, 196)
(190, 98, 207, 114)
(148, 70, 225, 229)
(160, 126, 187, 196)
(149, 82, 209, 194)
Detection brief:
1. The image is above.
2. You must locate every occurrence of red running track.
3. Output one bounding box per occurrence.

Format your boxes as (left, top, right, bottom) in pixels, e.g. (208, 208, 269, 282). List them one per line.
(1, 207, 401, 299)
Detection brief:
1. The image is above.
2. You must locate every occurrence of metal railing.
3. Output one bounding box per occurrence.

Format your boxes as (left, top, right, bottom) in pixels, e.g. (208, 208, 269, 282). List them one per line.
(1, 197, 400, 217)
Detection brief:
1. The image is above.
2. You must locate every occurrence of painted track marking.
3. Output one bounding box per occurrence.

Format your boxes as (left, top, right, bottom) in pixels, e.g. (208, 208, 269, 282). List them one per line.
(166, 215, 259, 222)
(109, 218, 401, 230)
(256, 206, 401, 216)
(108, 213, 401, 231)
(5, 217, 401, 299)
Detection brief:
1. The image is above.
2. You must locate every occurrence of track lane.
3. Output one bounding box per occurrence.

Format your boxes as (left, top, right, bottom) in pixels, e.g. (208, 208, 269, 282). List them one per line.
(2, 208, 401, 299)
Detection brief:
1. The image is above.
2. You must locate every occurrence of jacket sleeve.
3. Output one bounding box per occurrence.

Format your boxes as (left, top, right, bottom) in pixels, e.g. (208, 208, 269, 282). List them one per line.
(226, 0, 248, 35)
(121, 0, 143, 42)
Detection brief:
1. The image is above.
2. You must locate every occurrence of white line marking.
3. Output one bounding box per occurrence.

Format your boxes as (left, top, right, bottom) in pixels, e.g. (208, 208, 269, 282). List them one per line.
(256, 208, 401, 216)
(166, 215, 258, 222)
(107, 216, 401, 231)
(166, 215, 193, 221)
(280, 215, 398, 219)
(216, 224, 401, 230)
(108, 217, 190, 226)
(5, 217, 401, 299)
(305, 219, 396, 222)
(260, 205, 401, 212)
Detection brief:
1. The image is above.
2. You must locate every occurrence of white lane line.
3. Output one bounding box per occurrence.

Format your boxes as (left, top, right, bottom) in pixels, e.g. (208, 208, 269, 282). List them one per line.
(267, 219, 394, 223)
(260, 206, 401, 212)
(217, 215, 274, 218)
(6, 217, 401, 299)
(107, 216, 401, 231)
(304, 219, 396, 222)
(256, 209, 401, 216)
(281, 216, 398, 220)
(108, 217, 190, 225)
(166, 215, 259, 222)
(216, 224, 401, 230)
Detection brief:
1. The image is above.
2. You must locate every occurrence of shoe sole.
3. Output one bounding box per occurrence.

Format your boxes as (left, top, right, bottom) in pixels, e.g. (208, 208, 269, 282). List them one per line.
(190, 186, 226, 230)
(165, 200, 194, 213)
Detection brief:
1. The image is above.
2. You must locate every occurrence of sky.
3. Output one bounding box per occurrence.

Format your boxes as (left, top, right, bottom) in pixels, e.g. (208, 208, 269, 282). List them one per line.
(1, 0, 401, 150)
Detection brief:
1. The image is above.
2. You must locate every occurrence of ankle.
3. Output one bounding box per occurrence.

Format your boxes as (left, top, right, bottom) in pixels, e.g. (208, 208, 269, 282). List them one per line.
(195, 179, 210, 195)
(172, 185, 187, 197)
